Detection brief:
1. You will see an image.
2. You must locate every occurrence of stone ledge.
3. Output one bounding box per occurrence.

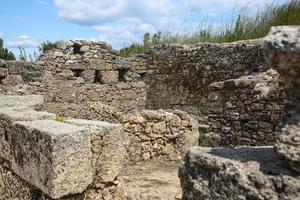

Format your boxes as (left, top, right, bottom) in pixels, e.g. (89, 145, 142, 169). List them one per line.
(0, 107, 56, 162)
(179, 146, 300, 200)
(11, 120, 93, 199)
(0, 95, 44, 108)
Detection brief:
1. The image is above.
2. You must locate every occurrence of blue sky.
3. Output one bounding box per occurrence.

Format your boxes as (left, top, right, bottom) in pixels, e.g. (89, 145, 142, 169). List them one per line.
(0, 0, 288, 57)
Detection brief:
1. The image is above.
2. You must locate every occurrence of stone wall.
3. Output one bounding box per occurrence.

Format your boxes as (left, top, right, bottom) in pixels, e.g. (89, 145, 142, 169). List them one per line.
(202, 69, 287, 146)
(0, 41, 148, 113)
(179, 26, 300, 200)
(119, 109, 199, 163)
(145, 41, 269, 115)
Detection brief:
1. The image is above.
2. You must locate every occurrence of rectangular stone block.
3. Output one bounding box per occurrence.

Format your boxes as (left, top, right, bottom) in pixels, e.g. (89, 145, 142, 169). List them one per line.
(11, 120, 93, 199)
(0, 108, 55, 161)
(88, 58, 107, 70)
(65, 119, 126, 183)
(0, 95, 44, 108)
(98, 71, 119, 84)
(68, 63, 87, 70)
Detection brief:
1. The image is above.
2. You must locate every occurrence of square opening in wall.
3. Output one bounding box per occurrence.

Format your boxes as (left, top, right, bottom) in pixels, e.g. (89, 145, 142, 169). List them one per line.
(118, 68, 128, 82)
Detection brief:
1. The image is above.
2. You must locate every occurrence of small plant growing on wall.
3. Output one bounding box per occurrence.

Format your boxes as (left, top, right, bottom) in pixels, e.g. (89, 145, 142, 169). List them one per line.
(55, 115, 64, 122)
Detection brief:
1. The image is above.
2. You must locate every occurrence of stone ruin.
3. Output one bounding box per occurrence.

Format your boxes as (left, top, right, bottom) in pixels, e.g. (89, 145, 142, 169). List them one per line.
(0, 25, 298, 199)
(179, 26, 300, 200)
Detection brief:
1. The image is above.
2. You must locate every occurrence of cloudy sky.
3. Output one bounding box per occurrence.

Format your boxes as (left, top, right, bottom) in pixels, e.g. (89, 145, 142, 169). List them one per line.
(1, 0, 288, 56)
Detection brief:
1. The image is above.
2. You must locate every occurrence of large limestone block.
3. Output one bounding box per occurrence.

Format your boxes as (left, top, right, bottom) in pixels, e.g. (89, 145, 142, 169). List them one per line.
(98, 71, 119, 84)
(0, 95, 44, 108)
(0, 108, 55, 161)
(179, 146, 300, 200)
(88, 58, 106, 70)
(11, 120, 93, 199)
(65, 119, 126, 183)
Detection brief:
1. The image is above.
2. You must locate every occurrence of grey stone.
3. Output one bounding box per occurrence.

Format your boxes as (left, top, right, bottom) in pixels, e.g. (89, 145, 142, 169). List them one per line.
(88, 59, 106, 70)
(68, 63, 87, 70)
(53, 51, 64, 57)
(0, 107, 56, 163)
(0, 95, 44, 108)
(65, 119, 126, 183)
(11, 120, 93, 199)
(80, 45, 89, 53)
(56, 41, 67, 50)
(0, 68, 7, 78)
(179, 146, 300, 200)
(98, 71, 119, 84)
(0, 59, 6, 68)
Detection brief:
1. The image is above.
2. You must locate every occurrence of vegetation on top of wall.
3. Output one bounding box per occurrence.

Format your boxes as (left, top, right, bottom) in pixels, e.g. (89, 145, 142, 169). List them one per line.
(119, 0, 300, 57)
(38, 41, 57, 53)
(0, 38, 15, 60)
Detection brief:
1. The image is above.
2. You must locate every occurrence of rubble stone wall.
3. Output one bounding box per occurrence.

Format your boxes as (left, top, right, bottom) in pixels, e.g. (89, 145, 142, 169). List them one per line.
(145, 41, 269, 115)
(119, 109, 199, 163)
(203, 69, 287, 146)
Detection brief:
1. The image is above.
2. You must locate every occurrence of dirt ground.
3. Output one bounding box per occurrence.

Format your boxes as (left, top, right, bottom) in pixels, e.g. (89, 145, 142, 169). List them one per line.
(118, 159, 182, 200)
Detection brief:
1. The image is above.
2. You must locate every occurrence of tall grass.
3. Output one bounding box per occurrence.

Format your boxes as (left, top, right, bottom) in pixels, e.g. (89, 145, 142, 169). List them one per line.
(120, 0, 300, 57)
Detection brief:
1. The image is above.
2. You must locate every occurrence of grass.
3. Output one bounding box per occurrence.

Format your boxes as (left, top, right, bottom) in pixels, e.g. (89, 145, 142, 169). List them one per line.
(120, 0, 300, 57)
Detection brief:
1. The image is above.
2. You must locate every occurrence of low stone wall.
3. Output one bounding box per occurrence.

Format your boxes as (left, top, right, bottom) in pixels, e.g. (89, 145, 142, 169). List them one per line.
(202, 69, 287, 146)
(119, 110, 199, 163)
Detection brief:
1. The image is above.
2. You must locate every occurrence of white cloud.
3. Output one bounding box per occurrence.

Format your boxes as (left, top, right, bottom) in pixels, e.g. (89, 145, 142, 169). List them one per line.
(34, 0, 49, 5)
(6, 35, 41, 48)
(54, 0, 284, 48)
(0, 32, 3, 37)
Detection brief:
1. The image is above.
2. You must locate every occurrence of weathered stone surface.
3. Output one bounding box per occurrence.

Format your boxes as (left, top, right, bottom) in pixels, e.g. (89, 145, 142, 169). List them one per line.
(0, 95, 44, 108)
(0, 107, 55, 161)
(56, 41, 67, 50)
(0, 68, 7, 79)
(179, 146, 300, 200)
(80, 45, 89, 53)
(65, 119, 125, 183)
(98, 71, 118, 84)
(275, 123, 300, 173)
(88, 59, 106, 70)
(68, 63, 87, 70)
(0, 59, 6, 68)
(264, 26, 300, 90)
(264, 26, 300, 173)
(11, 120, 92, 199)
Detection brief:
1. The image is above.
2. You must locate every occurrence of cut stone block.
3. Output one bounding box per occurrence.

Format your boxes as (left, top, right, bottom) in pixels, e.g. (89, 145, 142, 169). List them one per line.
(0, 108, 56, 161)
(0, 95, 44, 108)
(68, 63, 87, 70)
(65, 119, 126, 183)
(179, 146, 300, 200)
(88, 58, 106, 70)
(11, 120, 93, 199)
(98, 71, 119, 84)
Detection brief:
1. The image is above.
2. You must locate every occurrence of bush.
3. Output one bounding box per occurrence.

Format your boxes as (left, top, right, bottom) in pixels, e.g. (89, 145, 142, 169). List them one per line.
(0, 38, 15, 60)
(38, 41, 56, 53)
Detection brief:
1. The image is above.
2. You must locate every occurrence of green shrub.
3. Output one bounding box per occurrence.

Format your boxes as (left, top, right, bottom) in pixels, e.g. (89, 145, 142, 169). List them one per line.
(0, 39, 15, 60)
(55, 115, 64, 122)
(38, 41, 57, 53)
